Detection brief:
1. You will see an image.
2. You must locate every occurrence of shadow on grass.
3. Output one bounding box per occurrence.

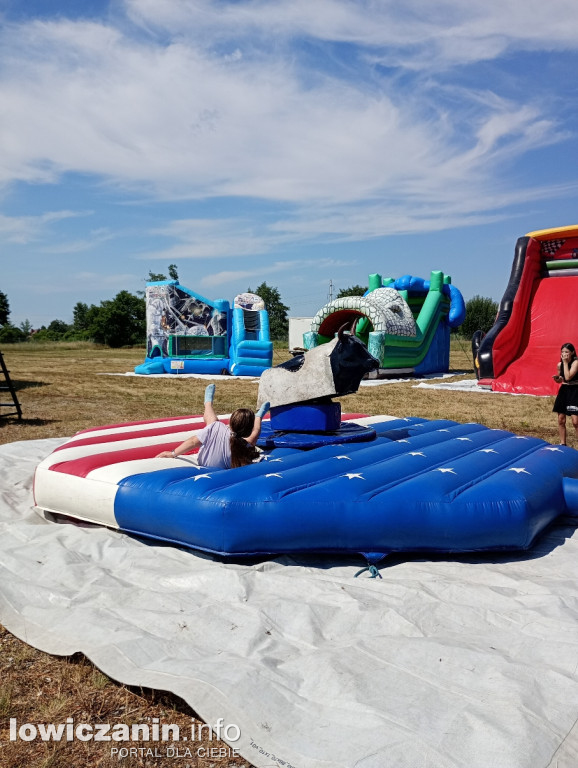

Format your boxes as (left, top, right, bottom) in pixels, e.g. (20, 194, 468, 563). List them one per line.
(65, 651, 201, 717)
(10, 379, 47, 390)
(0, 416, 58, 427)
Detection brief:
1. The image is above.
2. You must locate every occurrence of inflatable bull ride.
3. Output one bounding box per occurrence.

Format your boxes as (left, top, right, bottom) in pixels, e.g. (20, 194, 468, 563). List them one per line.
(34, 324, 578, 573)
(256, 321, 379, 447)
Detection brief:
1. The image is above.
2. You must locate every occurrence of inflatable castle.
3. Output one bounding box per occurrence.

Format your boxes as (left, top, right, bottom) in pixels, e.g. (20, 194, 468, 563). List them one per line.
(304, 270, 465, 375)
(135, 281, 273, 376)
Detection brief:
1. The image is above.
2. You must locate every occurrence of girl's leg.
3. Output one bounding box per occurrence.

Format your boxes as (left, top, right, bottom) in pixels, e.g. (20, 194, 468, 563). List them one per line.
(558, 412, 567, 445)
(571, 414, 578, 443)
(203, 384, 217, 426)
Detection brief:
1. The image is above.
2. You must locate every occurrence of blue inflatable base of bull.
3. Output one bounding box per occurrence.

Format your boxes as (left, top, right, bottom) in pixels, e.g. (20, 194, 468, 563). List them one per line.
(112, 417, 578, 566)
(257, 421, 377, 450)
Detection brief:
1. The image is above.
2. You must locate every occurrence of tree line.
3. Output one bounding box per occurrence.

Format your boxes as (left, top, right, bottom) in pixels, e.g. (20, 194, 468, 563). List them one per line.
(0, 276, 499, 347)
(0, 273, 291, 346)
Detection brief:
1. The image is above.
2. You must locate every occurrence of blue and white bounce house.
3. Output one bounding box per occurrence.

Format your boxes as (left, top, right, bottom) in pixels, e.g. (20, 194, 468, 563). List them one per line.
(135, 281, 273, 376)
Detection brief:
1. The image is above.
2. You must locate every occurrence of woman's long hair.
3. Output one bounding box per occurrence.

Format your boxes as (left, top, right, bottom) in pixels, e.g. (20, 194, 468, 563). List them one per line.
(561, 342, 577, 368)
(229, 408, 259, 468)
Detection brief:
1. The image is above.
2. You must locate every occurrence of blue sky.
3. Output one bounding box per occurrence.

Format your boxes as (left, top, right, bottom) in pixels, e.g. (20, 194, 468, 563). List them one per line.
(2, 0, 578, 327)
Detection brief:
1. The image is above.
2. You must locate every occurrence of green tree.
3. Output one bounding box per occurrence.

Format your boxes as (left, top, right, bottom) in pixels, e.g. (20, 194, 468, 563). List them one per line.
(73, 302, 90, 331)
(90, 290, 146, 347)
(19, 319, 32, 336)
(336, 285, 366, 298)
(249, 282, 289, 340)
(147, 271, 168, 283)
(47, 319, 70, 336)
(0, 324, 27, 343)
(146, 264, 179, 283)
(460, 295, 498, 338)
(138, 265, 180, 297)
(0, 290, 10, 326)
(32, 319, 71, 342)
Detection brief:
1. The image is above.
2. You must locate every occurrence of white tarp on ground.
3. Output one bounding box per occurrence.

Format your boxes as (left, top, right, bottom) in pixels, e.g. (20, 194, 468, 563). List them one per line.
(361, 372, 460, 387)
(100, 372, 259, 380)
(1, 437, 578, 768)
(413, 378, 493, 393)
(102, 371, 461, 385)
(413, 378, 548, 396)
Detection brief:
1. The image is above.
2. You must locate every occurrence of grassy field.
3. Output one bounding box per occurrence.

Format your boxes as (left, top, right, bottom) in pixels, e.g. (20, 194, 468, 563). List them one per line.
(0, 340, 564, 767)
(0, 338, 562, 444)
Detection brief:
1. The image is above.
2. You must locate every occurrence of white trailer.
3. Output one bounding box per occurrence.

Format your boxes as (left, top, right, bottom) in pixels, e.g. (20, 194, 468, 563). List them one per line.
(288, 317, 313, 353)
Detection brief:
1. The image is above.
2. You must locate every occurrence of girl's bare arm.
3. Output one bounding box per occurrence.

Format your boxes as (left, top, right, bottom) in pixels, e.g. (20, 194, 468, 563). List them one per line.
(156, 435, 201, 459)
(564, 359, 578, 382)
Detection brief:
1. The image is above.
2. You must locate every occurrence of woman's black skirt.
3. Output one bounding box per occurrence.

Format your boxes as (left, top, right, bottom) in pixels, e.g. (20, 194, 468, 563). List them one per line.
(553, 384, 578, 414)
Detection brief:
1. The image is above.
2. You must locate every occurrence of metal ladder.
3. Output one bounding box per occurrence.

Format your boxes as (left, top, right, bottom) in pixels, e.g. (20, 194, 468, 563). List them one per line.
(0, 350, 22, 419)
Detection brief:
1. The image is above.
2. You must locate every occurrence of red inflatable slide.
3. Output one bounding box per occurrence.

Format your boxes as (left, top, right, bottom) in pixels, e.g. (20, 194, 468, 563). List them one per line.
(477, 225, 578, 396)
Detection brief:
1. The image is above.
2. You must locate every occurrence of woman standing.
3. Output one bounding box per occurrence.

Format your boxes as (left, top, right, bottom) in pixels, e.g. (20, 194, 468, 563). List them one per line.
(552, 343, 578, 445)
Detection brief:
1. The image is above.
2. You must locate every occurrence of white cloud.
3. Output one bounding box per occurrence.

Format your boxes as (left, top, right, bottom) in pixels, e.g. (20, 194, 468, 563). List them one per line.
(139, 218, 293, 261)
(136, 168, 578, 269)
(125, 0, 578, 64)
(2, 24, 429, 204)
(0, 0, 576, 268)
(39, 227, 115, 254)
(200, 270, 255, 288)
(73, 271, 141, 287)
(0, 5, 571, 212)
(0, 210, 88, 245)
(200, 259, 320, 289)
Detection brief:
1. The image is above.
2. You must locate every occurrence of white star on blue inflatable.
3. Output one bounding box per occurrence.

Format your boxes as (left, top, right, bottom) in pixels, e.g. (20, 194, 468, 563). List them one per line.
(507, 467, 530, 474)
(193, 473, 212, 481)
(334, 455, 352, 460)
(344, 473, 364, 480)
(409, 452, 426, 457)
(436, 468, 456, 474)
(456, 437, 472, 441)
(479, 449, 498, 454)
(544, 447, 563, 452)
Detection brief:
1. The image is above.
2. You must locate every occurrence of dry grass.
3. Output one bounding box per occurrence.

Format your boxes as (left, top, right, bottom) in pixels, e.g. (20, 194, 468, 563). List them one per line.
(0, 339, 564, 766)
(0, 338, 560, 444)
(0, 342, 289, 443)
(0, 626, 250, 767)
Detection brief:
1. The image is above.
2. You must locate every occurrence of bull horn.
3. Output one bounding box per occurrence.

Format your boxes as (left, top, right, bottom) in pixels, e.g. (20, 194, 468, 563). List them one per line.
(337, 322, 350, 342)
(350, 317, 358, 336)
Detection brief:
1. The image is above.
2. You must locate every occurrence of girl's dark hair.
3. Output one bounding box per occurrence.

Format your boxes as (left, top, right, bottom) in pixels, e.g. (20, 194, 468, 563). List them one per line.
(229, 408, 259, 468)
(561, 343, 577, 365)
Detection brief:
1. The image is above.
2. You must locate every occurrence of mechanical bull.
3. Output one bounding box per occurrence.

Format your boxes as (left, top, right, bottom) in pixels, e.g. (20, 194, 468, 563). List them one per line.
(257, 323, 379, 411)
